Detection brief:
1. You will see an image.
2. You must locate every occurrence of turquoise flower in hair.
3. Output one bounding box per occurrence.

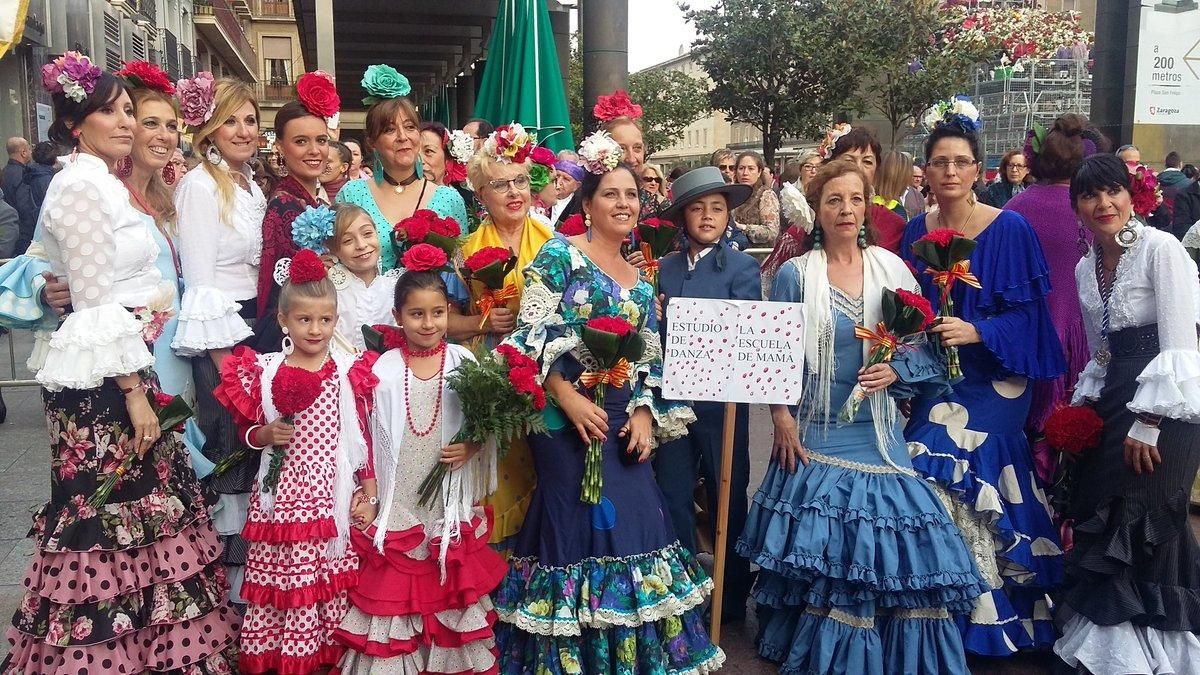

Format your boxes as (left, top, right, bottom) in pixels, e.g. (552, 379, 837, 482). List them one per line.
(361, 64, 411, 105)
(292, 205, 336, 254)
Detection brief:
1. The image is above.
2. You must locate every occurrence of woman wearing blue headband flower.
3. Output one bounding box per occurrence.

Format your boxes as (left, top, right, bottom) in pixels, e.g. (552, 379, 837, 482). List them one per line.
(900, 98, 1068, 657)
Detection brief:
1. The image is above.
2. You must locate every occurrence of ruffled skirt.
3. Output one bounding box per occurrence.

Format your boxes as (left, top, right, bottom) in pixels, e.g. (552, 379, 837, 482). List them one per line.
(2, 380, 239, 674)
(738, 421, 989, 675)
(494, 390, 724, 674)
(332, 513, 507, 674)
(906, 372, 1064, 656)
(1054, 351, 1200, 674)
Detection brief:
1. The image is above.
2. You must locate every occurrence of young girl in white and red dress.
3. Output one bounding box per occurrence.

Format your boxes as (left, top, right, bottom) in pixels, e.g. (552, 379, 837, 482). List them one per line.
(332, 247, 508, 674)
(214, 248, 380, 674)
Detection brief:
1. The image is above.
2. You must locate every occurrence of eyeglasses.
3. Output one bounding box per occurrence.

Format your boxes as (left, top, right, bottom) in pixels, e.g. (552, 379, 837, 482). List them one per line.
(1007, 164, 1028, 170)
(485, 175, 530, 192)
(801, 164, 818, 171)
(642, 176, 662, 183)
(718, 164, 735, 171)
(927, 158, 978, 171)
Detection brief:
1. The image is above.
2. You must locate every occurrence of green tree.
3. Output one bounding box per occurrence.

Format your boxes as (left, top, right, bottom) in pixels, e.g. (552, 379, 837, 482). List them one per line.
(567, 32, 711, 157)
(685, 0, 936, 165)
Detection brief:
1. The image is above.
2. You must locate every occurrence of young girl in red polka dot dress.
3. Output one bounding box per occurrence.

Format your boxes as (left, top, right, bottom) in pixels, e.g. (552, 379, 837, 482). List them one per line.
(215, 249, 380, 674)
(331, 249, 507, 674)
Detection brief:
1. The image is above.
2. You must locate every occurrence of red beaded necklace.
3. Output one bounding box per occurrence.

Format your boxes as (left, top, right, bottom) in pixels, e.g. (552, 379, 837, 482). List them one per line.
(402, 341, 447, 437)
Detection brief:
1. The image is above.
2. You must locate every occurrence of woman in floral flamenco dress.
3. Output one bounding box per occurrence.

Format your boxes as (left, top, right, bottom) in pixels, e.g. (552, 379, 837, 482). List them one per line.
(3, 57, 238, 674)
(215, 250, 378, 673)
(494, 143, 723, 674)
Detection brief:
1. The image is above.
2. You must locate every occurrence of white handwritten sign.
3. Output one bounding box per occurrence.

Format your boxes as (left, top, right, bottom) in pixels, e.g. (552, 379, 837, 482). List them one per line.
(662, 299, 805, 405)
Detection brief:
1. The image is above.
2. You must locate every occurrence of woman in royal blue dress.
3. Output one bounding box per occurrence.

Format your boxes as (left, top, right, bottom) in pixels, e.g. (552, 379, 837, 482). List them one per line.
(740, 159, 988, 674)
(901, 105, 1067, 656)
(494, 133, 723, 673)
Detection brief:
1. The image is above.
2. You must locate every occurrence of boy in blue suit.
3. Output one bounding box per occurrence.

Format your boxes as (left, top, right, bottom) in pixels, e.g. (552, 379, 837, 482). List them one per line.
(655, 166, 761, 623)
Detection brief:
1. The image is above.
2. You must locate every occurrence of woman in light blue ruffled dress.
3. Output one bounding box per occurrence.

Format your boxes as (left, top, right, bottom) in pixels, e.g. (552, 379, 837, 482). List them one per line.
(739, 160, 988, 674)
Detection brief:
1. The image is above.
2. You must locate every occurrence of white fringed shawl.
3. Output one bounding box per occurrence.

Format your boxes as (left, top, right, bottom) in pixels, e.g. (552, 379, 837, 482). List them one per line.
(256, 350, 368, 559)
(369, 345, 497, 579)
(796, 246, 921, 464)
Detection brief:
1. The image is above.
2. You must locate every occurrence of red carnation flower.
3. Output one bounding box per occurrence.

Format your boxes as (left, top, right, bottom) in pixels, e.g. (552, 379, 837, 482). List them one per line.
(402, 243, 448, 271)
(585, 316, 635, 338)
(296, 71, 340, 118)
(918, 228, 958, 248)
(531, 146, 557, 167)
(1044, 405, 1104, 456)
(428, 214, 461, 238)
(495, 344, 522, 361)
(115, 61, 175, 95)
(371, 324, 407, 351)
(592, 89, 643, 122)
(558, 214, 587, 237)
(271, 364, 324, 418)
(464, 247, 514, 273)
(289, 249, 328, 284)
(394, 210, 436, 243)
(153, 391, 175, 409)
(895, 288, 935, 330)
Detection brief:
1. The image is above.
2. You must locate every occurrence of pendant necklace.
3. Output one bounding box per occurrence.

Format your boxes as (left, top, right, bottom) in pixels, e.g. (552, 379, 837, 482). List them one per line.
(382, 169, 420, 195)
(1093, 248, 1123, 367)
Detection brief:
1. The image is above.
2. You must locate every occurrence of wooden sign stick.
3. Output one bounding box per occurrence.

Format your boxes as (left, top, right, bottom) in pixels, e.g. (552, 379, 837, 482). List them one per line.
(708, 401, 737, 645)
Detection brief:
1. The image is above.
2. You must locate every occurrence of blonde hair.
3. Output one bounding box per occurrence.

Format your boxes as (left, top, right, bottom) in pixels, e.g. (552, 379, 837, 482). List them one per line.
(874, 150, 911, 204)
(466, 150, 530, 194)
(192, 78, 259, 224)
(641, 163, 666, 196)
(278, 275, 337, 315)
(128, 87, 180, 233)
(325, 203, 373, 252)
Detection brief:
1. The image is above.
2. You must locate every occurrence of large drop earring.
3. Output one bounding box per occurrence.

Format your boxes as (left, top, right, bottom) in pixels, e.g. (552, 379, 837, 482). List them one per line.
(281, 326, 294, 356)
(584, 213, 593, 242)
(373, 153, 385, 186)
(1077, 220, 1089, 257)
(161, 162, 176, 186)
(1115, 221, 1140, 248)
(857, 224, 868, 249)
(812, 225, 823, 250)
(414, 158, 424, 180)
(116, 155, 133, 178)
(205, 145, 227, 169)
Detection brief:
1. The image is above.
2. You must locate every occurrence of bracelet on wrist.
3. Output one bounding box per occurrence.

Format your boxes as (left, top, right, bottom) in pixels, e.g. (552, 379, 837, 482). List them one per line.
(244, 425, 268, 450)
(119, 381, 144, 396)
(1134, 412, 1163, 428)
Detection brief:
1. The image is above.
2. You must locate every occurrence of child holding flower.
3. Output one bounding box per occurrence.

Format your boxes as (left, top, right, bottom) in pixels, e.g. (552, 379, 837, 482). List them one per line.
(332, 246, 507, 674)
(214, 250, 379, 673)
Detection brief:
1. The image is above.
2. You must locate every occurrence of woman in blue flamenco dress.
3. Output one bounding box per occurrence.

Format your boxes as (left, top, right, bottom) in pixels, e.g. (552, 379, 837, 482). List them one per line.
(495, 158, 724, 673)
(739, 160, 989, 674)
(900, 115, 1067, 656)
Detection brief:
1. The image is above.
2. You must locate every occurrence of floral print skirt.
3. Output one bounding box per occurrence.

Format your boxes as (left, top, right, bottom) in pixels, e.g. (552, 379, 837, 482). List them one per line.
(1, 377, 240, 674)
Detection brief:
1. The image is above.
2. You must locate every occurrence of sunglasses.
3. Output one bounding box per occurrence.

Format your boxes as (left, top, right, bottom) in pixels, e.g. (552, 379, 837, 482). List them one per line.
(718, 164, 735, 171)
(642, 176, 662, 183)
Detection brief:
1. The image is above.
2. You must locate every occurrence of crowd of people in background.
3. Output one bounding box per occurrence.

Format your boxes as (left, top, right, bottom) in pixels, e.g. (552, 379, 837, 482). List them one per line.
(0, 51, 1197, 675)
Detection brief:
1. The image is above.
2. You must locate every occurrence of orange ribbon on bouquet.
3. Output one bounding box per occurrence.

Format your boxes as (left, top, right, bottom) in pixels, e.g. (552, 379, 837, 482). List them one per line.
(853, 322, 901, 363)
(475, 283, 520, 329)
(638, 242, 660, 283)
(930, 259, 982, 291)
(579, 358, 633, 389)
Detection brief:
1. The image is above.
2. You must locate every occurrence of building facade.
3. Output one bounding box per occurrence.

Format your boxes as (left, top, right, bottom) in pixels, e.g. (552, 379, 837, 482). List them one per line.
(245, 0, 303, 138)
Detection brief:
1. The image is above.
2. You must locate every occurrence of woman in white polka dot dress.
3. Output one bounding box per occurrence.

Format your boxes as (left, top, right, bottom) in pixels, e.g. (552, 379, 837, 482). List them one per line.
(2, 58, 240, 674)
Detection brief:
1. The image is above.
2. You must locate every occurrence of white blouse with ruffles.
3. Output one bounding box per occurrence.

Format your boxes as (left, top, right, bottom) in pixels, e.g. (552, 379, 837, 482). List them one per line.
(172, 163, 266, 355)
(334, 267, 400, 351)
(36, 153, 163, 391)
(1072, 222, 1200, 422)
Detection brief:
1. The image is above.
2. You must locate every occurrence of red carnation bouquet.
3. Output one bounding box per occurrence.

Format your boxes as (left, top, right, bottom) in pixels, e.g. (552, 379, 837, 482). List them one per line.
(636, 217, 679, 292)
(911, 228, 981, 381)
(558, 213, 587, 237)
(416, 343, 549, 508)
(838, 288, 934, 424)
(114, 61, 175, 95)
(578, 316, 646, 504)
(89, 389, 193, 507)
(1128, 164, 1163, 219)
(462, 246, 519, 329)
(393, 209, 461, 259)
(261, 364, 325, 495)
(1044, 404, 1103, 456)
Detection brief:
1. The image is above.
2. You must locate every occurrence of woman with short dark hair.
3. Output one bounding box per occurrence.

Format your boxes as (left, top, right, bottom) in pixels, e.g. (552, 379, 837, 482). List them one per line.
(1053, 152, 1200, 673)
(986, 150, 1033, 207)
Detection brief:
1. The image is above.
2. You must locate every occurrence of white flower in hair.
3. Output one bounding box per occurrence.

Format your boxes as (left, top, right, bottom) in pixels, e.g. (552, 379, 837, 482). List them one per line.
(779, 182, 813, 234)
(950, 98, 979, 122)
(448, 129, 475, 164)
(577, 130, 622, 175)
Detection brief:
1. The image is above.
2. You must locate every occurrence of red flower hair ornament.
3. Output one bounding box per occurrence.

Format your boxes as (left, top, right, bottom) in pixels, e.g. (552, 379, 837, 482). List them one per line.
(296, 70, 341, 126)
(593, 89, 643, 123)
(402, 243, 449, 272)
(115, 61, 175, 95)
(289, 249, 328, 285)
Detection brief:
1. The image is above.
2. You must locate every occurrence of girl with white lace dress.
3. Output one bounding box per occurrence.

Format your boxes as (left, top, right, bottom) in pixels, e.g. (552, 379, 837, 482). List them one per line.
(325, 203, 401, 350)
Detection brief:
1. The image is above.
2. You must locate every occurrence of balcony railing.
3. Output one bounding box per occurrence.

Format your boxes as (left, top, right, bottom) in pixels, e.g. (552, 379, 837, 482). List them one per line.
(194, 0, 257, 71)
(258, 0, 292, 17)
(258, 80, 294, 103)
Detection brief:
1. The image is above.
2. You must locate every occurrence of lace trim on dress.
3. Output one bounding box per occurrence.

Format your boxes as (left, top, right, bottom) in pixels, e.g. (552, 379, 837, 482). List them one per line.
(805, 448, 918, 476)
(804, 606, 875, 629)
(830, 285, 865, 324)
(924, 471, 1003, 589)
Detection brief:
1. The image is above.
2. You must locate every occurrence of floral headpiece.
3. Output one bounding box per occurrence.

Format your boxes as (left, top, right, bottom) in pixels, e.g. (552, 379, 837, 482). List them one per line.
(448, 129, 475, 164)
(577, 130, 622, 175)
(176, 71, 217, 129)
(272, 248, 329, 287)
(593, 89, 643, 123)
(817, 122, 851, 160)
(296, 71, 340, 129)
(1128, 164, 1163, 219)
(779, 182, 813, 234)
(923, 96, 982, 134)
(483, 123, 536, 164)
(115, 61, 175, 95)
(527, 146, 558, 194)
(41, 51, 102, 103)
(292, 204, 336, 254)
(1023, 121, 1100, 170)
(402, 243, 449, 272)
(361, 64, 411, 105)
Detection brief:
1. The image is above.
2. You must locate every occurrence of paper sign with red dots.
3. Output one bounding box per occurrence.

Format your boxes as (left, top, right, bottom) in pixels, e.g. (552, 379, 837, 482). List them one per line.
(662, 299, 806, 404)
